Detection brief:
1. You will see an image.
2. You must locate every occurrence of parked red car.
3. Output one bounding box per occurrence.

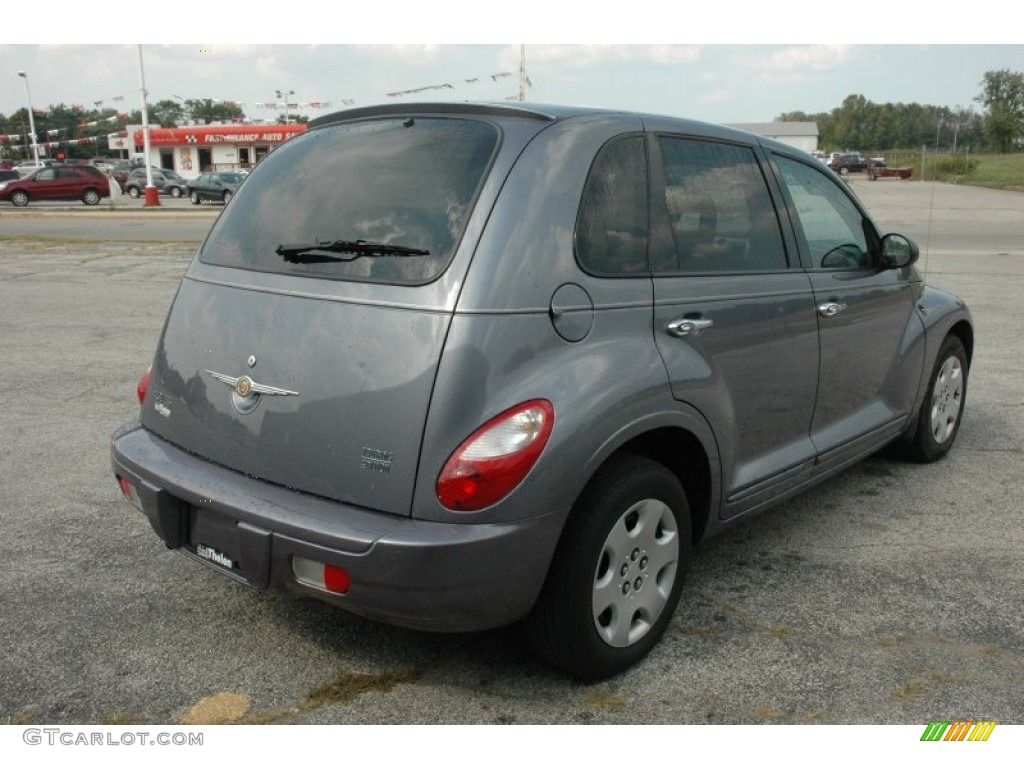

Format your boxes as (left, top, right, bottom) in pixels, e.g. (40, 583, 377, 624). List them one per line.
(0, 165, 110, 206)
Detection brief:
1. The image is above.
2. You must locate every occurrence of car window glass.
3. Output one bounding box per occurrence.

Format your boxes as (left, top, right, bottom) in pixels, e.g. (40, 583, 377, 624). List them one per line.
(200, 117, 498, 285)
(575, 135, 648, 275)
(37, 169, 56, 181)
(58, 168, 76, 179)
(656, 138, 787, 272)
(773, 155, 871, 269)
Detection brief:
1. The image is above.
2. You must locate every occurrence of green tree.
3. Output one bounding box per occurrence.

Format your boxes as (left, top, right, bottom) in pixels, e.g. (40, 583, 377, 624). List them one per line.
(976, 69, 1024, 153)
(185, 98, 246, 124)
(150, 99, 186, 128)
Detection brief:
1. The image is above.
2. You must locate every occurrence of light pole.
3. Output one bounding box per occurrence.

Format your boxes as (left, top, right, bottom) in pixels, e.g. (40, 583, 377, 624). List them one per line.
(16, 71, 40, 164)
(137, 45, 159, 206)
(276, 89, 295, 124)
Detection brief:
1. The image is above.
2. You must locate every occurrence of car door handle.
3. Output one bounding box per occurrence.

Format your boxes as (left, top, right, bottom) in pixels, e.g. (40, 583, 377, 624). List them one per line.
(666, 317, 714, 338)
(817, 301, 847, 318)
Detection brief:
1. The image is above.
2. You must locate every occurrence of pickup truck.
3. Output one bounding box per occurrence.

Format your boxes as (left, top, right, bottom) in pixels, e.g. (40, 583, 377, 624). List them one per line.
(867, 160, 912, 180)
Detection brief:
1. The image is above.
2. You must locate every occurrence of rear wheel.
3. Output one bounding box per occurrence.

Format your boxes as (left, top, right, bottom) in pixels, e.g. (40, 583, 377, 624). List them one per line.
(223, 190, 233, 204)
(11, 190, 30, 207)
(190, 191, 201, 205)
(904, 335, 968, 462)
(82, 189, 101, 206)
(170, 186, 182, 198)
(526, 454, 690, 681)
(127, 186, 141, 199)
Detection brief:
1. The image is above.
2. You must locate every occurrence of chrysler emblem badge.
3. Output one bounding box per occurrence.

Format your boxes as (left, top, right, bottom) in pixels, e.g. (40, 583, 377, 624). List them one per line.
(205, 369, 300, 415)
(235, 376, 254, 398)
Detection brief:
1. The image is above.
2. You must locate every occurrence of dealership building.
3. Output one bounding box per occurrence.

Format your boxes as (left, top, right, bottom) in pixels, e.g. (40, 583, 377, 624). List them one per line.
(112, 123, 307, 175)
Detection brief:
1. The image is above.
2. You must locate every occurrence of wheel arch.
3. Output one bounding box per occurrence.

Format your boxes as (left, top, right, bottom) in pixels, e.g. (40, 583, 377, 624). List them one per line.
(575, 423, 716, 546)
(947, 319, 974, 368)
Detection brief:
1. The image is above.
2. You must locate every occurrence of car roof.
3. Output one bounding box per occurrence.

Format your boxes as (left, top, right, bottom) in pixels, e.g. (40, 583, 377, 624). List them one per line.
(306, 100, 796, 154)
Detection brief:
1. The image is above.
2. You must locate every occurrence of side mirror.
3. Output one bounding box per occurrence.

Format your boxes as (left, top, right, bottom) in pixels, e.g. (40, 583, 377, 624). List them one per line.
(881, 233, 919, 269)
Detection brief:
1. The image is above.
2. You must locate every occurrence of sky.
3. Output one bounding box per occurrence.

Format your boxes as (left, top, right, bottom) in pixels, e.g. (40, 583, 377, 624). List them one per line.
(3, 7, 1022, 127)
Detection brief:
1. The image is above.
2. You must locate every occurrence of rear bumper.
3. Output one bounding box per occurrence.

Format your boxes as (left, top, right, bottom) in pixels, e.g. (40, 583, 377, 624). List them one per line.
(110, 421, 564, 632)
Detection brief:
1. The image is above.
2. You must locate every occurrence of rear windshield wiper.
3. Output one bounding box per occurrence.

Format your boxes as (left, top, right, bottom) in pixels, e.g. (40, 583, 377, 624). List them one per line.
(275, 239, 430, 263)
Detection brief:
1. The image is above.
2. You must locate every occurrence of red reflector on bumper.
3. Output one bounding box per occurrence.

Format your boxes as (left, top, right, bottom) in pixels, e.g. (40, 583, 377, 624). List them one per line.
(292, 556, 350, 594)
(323, 565, 351, 594)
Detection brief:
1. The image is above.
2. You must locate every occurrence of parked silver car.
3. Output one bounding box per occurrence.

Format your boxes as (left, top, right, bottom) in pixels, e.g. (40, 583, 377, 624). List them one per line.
(112, 103, 972, 680)
(123, 167, 189, 199)
(186, 171, 244, 205)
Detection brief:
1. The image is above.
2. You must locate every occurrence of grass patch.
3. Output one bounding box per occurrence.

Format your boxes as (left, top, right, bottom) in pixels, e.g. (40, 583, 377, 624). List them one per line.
(882, 151, 1024, 191)
(8, 705, 42, 725)
(102, 712, 150, 725)
(894, 679, 929, 700)
(299, 669, 420, 711)
(181, 692, 252, 725)
(583, 687, 627, 711)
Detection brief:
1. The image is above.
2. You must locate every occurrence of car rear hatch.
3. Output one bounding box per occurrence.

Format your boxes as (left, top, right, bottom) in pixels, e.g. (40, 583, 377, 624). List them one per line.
(140, 106, 555, 517)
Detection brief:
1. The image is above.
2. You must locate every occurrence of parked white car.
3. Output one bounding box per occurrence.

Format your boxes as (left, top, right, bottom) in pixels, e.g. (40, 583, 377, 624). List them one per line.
(15, 160, 54, 177)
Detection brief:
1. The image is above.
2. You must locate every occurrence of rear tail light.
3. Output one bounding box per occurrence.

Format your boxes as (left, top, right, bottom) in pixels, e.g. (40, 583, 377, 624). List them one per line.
(137, 365, 151, 405)
(293, 556, 350, 594)
(437, 399, 555, 512)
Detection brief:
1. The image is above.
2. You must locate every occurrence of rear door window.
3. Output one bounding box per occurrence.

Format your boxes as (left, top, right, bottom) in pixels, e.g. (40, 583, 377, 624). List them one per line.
(200, 117, 499, 285)
(654, 138, 787, 273)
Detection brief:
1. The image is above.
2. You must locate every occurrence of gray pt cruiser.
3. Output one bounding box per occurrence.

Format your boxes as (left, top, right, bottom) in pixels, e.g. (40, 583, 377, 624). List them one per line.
(111, 102, 972, 680)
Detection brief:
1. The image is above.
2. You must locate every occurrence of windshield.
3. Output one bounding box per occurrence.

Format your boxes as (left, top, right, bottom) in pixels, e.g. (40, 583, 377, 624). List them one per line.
(199, 116, 499, 285)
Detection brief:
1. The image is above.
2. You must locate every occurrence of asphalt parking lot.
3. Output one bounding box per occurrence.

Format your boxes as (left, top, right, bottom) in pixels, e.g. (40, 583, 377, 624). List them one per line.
(0, 178, 1022, 726)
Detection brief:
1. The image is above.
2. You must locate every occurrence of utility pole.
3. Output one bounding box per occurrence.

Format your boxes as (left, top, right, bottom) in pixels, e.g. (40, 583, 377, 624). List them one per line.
(518, 45, 527, 101)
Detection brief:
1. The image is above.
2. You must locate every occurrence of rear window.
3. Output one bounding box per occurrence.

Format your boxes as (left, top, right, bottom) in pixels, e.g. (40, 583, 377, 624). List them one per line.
(199, 117, 499, 285)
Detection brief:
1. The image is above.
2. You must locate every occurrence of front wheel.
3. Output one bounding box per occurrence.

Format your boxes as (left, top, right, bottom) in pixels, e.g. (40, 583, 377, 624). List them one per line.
(904, 335, 968, 462)
(222, 190, 233, 204)
(11, 190, 30, 207)
(127, 186, 141, 199)
(170, 186, 183, 199)
(190, 191, 200, 205)
(526, 455, 690, 681)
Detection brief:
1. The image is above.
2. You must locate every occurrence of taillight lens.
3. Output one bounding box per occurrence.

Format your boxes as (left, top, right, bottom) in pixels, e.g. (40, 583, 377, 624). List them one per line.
(137, 365, 151, 405)
(437, 399, 555, 512)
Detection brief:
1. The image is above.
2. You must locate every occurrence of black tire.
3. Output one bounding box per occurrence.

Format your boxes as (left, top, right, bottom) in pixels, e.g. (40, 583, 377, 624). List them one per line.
(127, 186, 141, 199)
(190, 191, 201, 205)
(11, 190, 29, 207)
(904, 335, 968, 462)
(223, 190, 233, 204)
(82, 189, 101, 206)
(526, 454, 691, 681)
(170, 186, 182, 199)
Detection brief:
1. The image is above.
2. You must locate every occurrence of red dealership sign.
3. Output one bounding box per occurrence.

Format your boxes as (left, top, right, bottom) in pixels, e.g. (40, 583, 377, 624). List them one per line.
(133, 124, 306, 147)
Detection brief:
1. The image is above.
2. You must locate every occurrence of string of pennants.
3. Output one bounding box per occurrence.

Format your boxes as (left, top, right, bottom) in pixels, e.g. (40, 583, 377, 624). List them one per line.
(1, 69, 525, 146)
(252, 70, 517, 110)
(0, 114, 127, 146)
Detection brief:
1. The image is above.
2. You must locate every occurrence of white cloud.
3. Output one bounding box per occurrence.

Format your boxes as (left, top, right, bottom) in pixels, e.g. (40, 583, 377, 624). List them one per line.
(510, 44, 701, 69)
(762, 45, 855, 73)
